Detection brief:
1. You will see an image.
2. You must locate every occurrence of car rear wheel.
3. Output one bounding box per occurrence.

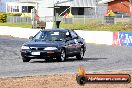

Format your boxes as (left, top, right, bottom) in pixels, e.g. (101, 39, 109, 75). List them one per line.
(57, 49, 66, 62)
(22, 57, 31, 62)
(76, 48, 84, 60)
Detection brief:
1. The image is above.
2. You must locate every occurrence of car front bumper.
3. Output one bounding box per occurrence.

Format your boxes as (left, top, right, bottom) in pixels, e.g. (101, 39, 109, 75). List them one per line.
(21, 49, 61, 59)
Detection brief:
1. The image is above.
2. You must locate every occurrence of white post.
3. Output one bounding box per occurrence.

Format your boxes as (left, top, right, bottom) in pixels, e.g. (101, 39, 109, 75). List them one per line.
(9, 3, 11, 13)
(19, 4, 22, 13)
(31, 8, 35, 29)
(35, 2, 38, 14)
(95, 6, 97, 19)
(6, 2, 8, 13)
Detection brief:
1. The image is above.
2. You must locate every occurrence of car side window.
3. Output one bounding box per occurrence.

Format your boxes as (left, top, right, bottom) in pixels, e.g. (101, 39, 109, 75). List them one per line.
(70, 30, 78, 39)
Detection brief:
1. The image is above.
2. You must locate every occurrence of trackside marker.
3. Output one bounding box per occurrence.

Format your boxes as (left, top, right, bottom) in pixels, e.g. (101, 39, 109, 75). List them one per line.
(76, 66, 131, 85)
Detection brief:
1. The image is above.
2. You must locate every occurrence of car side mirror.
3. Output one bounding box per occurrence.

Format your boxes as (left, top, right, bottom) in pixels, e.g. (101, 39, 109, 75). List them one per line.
(65, 38, 69, 41)
(29, 36, 33, 39)
(65, 37, 71, 42)
(73, 36, 78, 39)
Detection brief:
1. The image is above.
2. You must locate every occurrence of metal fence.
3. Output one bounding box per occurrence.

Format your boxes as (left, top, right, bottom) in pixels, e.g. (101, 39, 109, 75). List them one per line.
(41, 15, 132, 24)
(7, 15, 132, 24)
(39, 15, 104, 24)
(7, 16, 31, 24)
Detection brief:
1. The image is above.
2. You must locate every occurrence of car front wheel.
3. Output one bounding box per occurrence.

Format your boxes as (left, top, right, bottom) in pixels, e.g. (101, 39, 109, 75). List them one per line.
(22, 57, 31, 62)
(76, 48, 84, 60)
(57, 49, 66, 62)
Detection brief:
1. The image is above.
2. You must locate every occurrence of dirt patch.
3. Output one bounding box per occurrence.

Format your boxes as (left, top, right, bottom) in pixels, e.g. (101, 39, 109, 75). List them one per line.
(0, 70, 132, 88)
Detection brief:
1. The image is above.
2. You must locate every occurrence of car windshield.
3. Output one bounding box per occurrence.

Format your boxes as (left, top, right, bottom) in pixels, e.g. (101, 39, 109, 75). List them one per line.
(33, 30, 67, 41)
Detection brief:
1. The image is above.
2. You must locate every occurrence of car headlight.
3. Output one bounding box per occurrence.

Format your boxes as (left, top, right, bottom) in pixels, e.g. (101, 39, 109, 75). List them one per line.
(21, 46, 30, 49)
(44, 47, 57, 50)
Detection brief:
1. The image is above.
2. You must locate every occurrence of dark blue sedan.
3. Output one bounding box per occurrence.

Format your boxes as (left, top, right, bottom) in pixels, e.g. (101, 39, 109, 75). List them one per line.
(21, 28, 86, 62)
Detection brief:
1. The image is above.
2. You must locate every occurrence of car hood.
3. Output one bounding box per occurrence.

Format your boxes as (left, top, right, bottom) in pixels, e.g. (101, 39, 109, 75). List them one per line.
(24, 40, 64, 47)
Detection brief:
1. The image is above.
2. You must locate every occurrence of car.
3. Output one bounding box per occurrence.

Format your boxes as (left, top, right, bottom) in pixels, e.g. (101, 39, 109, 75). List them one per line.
(20, 28, 86, 62)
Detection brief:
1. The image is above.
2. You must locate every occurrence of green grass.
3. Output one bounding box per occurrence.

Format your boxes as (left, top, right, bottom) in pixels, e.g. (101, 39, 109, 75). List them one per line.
(0, 23, 32, 28)
(60, 23, 132, 32)
(1, 22, 132, 32)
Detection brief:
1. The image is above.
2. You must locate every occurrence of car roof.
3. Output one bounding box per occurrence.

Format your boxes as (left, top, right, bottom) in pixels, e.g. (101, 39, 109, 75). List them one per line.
(41, 28, 69, 32)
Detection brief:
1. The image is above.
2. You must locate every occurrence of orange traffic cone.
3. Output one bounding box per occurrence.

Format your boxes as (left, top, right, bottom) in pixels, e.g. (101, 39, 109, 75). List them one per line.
(78, 65, 86, 76)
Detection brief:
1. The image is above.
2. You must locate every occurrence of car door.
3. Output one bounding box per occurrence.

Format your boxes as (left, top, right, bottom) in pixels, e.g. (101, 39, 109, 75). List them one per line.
(66, 31, 75, 54)
(69, 30, 81, 53)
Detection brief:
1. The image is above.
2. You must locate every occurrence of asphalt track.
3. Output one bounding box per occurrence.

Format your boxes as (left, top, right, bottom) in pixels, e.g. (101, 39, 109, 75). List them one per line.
(0, 36, 132, 77)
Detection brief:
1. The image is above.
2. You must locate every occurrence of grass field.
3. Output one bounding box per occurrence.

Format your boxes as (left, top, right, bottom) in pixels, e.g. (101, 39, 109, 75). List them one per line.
(60, 23, 132, 32)
(0, 23, 32, 28)
(0, 22, 132, 32)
